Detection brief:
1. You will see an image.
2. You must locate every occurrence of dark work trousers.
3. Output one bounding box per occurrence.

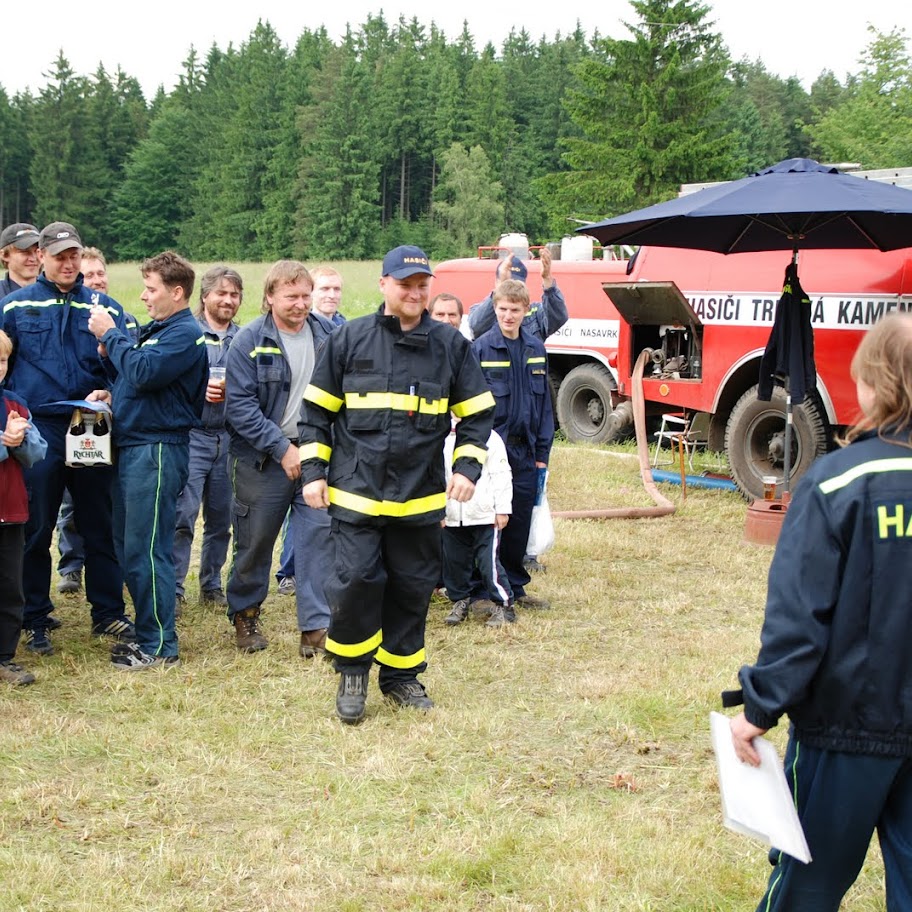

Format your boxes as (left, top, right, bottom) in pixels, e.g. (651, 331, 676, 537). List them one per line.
(443, 524, 512, 606)
(113, 442, 189, 658)
(498, 442, 537, 600)
(756, 734, 912, 912)
(226, 456, 331, 632)
(326, 519, 440, 691)
(23, 417, 125, 632)
(0, 524, 25, 661)
(173, 428, 232, 598)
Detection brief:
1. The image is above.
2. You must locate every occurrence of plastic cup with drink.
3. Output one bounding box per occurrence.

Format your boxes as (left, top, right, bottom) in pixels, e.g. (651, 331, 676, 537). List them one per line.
(207, 366, 227, 403)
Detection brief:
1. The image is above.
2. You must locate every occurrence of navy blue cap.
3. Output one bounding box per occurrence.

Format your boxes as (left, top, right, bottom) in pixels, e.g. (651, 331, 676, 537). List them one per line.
(500, 255, 527, 283)
(382, 245, 434, 279)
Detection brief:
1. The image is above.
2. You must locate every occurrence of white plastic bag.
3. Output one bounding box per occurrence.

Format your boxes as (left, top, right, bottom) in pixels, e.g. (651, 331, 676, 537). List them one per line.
(526, 491, 555, 557)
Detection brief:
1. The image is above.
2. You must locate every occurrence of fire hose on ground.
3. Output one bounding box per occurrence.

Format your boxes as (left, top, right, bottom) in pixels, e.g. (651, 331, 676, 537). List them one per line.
(551, 348, 677, 521)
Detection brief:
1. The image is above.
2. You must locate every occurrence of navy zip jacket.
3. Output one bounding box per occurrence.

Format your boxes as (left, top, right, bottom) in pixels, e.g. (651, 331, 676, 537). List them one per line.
(739, 430, 912, 757)
(226, 311, 333, 467)
(473, 324, 554, 464)
(100, 307, 208, 447)
(1, 273, 128, 418)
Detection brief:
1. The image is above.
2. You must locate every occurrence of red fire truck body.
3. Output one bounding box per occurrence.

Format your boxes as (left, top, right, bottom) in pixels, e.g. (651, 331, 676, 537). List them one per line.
(432, 244, 912, 499)
(607, 245, 912, 497)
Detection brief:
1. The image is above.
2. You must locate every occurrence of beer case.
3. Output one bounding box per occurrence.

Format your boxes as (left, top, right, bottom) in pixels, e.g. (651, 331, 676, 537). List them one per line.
(65, 408, 113, 467)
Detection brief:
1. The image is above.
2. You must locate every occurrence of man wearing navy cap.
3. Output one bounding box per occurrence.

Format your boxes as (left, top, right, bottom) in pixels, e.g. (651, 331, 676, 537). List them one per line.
(466, 246, 568, 342)
(300, 245, 495, 724)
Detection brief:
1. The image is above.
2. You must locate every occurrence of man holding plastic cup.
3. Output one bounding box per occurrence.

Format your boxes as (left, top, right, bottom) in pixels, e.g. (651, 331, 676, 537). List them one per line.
(172, 266, 243, 615)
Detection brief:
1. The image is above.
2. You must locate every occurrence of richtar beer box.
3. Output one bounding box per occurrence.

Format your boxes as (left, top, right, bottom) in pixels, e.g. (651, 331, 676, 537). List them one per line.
(65, 406, 113, 467)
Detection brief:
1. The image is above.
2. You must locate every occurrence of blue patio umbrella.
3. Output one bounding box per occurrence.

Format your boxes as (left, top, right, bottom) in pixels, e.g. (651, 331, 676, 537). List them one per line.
(583, 158, 912, 253)
(581, 158, 912, 494)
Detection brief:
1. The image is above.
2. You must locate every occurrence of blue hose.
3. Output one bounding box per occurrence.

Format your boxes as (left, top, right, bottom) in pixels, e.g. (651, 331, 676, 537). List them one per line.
(651, 469, 738, 492)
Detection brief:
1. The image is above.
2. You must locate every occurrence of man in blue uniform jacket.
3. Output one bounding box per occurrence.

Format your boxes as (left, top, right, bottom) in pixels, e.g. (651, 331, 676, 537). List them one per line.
(89, 251, 208, 670)
(0, 221, 133, 656)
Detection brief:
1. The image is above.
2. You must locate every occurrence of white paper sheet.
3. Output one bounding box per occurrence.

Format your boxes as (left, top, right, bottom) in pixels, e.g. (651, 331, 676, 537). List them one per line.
(710, 711, 811, 863)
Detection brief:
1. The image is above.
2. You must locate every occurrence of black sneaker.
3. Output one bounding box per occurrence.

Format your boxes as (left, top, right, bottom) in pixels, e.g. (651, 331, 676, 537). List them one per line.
(46, 615, 62, 631)
(444, 598, 469, 626)
(0, 660, 35, 685)
(175, 595, 185, 619)
(336, 669, 370, 725)
(383, 680, 434, 712)
(23, 627, 53, 656)
(111, 642, 180, 671)
(92, 617, 137, 643)
(200, 589, 228, 608)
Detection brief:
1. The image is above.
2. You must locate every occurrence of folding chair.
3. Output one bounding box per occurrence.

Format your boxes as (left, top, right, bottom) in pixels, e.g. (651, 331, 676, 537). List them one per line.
(652, 412, 710, 471)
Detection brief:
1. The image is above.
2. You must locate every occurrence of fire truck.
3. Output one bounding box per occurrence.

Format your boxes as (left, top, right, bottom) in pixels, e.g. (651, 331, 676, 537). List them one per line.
(434, 240, 912, 500)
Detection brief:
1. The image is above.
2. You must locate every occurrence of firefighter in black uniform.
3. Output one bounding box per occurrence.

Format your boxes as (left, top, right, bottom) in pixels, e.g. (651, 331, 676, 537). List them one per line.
(299, 246, 495, 724)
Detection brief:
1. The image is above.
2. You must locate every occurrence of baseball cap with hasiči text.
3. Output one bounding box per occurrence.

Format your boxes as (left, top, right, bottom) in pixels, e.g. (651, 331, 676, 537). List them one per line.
(382, 245, 434, 279)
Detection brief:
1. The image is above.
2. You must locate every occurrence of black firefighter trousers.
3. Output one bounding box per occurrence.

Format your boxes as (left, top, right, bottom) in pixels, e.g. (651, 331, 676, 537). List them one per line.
(325, 518, 441, 691)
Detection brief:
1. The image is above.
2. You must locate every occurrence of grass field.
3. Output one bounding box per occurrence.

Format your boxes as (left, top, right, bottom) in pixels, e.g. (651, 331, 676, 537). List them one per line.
(0, 443, 888, 911)
(106, 260, 385, 326)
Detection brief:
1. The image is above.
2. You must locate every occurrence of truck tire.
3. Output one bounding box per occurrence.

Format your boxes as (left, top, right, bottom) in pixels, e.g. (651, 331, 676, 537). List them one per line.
(556, 364, 619, 444)
(725, 385, 828, 500)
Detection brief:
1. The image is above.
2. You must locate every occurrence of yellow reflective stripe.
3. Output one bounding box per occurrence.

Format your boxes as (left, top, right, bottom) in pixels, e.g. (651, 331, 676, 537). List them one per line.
(375, 645, 426, 669)
(326, 629, 382, 658)
(248, 346, 283, 358)
(453, 444, 487, 465)
(819, 457, 912, 494)
(451, 390, 495, 418)
(3, 298, 120, 316)
(527, 356, 546, 364)
(328, 487, 446, 518)
(298, 442, 332, 462)
(204, 338, 222, 346)
(304, 383, 344, 412)
(196, 335, 206, 345)
(480, 360, 510, 368)
(141, 338, 160, 347)
(344, 391, 449, 415)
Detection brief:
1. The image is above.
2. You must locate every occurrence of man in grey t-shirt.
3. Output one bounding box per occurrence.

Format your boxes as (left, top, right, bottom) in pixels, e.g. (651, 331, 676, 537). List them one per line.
(224, 261, 333, 657)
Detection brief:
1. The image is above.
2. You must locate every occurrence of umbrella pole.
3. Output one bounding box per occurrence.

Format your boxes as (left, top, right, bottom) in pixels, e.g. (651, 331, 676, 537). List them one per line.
(783, 383, 793, 496)
(782, 246, 799, 498)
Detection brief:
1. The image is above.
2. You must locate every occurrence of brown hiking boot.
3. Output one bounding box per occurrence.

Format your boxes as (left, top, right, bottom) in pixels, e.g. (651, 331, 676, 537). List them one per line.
(234, 607, 268, 652)
(0, 660, 35, 686)
(516, 595, 551, 611)
(300, 628, 328, 659)
(485, 603, 517, 627)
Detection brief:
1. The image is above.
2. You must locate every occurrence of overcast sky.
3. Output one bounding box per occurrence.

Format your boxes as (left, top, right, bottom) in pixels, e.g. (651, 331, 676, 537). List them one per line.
(2, 1, 910, 98)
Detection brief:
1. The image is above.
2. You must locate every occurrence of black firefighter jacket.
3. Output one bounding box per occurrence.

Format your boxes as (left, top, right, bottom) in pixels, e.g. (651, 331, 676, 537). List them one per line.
(298, 307, 495, 526)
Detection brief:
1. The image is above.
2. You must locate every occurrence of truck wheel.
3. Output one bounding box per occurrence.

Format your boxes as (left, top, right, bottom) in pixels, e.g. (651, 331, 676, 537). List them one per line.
(556, 364, 619, 444)
(725, 385, 828, 500)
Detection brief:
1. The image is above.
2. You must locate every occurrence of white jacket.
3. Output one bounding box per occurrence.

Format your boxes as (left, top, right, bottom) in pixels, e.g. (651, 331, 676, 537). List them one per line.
(443, 429, 513, 526)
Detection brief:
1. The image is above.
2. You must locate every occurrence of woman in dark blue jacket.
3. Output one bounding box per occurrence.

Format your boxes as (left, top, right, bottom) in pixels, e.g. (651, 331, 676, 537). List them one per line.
(730, 311, 912, 911)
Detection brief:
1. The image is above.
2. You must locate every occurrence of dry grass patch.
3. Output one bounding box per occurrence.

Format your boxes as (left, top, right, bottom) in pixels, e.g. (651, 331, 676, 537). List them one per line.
(0, 442, 888, 910)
